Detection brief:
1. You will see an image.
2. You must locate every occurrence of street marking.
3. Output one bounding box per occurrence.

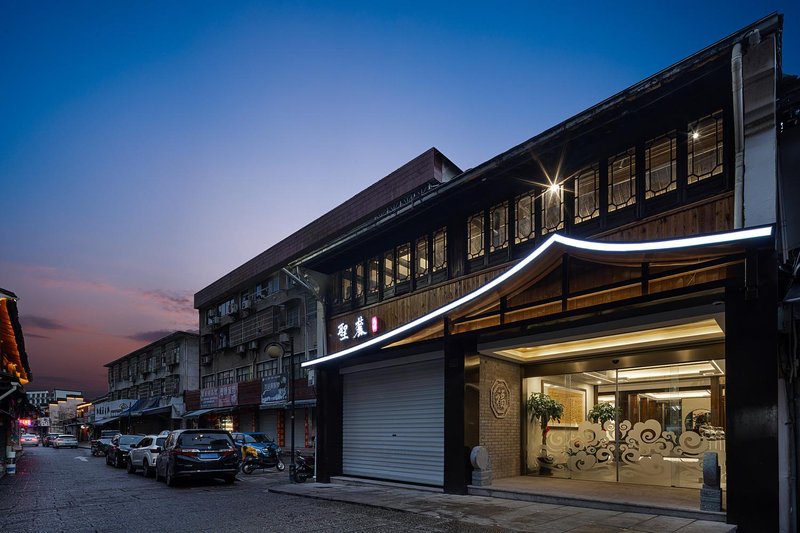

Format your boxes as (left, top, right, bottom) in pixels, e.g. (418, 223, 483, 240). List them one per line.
(75, 457, 88, 462)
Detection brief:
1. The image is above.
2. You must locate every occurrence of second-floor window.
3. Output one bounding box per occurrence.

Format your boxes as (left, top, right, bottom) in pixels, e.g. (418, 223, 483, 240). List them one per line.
(415, 236, 429, 278)
(574, 165, 599, 223)
(354, 263, 365, 300)
(368, 258, 380, 295)
(256, 359, 279, 378)
(515, 191, 536, 243)
(432, 228, 447, 272)
(201, 375, 215, 389)
(608, 147, 636, 212)
(217, 370, 234, 385)
(467, 212, 485, 260)
(383, 250, 395, 290)
(646, 132, 677, 198)
(490, 202, 508, 252)
(236, 366, 251, 383)
(541, 186, 564, 235)
(342, 268, 352, 303)
(396, 243, 411, 282)
(688, 110, 724, 184)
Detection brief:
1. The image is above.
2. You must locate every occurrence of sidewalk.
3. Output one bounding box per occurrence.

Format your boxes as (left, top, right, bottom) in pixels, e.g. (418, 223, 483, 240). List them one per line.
(269, 480, 735, 532)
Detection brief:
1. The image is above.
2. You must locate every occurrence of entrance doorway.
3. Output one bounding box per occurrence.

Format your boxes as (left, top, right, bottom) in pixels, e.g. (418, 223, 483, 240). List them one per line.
(523, 359, 726, 489)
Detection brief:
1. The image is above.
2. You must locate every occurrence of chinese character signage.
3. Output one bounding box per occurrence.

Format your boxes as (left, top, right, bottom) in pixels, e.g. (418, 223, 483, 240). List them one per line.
(261, 374, 288, 404)
(336, 315, 381, 342)
(200, 387, 217, 408)
(218, 384, 238, 407)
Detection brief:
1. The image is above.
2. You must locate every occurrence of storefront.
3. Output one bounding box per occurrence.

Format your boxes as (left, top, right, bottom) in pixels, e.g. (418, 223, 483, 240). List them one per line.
(310, 226, 778, 529)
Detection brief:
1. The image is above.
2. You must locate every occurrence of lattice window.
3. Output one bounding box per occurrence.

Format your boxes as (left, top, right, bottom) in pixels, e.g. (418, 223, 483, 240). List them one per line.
(608, 148, 636, 212)
(688, 110, 723, 184)
(541, 185, 564, 235)
(574, 166, 599, 223)
(354, 263, 364, 299)
(236, 366, 251, 383)
(396, 243, 411, 282)
(367, 258, 380, 295)
(383, 250, 395, 289)
(415, 236, 429, 278)
(467, 212, 485, 260)
(432, 228, 447, 272)
(341, 267, 352, 302)
(646, 132, 677, 198)
(256, 359, 279, 378)
(489, 202, 508, 252)
(515, 190, 536, 243)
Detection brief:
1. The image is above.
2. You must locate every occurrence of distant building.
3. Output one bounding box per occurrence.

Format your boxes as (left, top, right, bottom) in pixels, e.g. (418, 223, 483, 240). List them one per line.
(95, 331, 199, 434)
(27, 389, 83, 408)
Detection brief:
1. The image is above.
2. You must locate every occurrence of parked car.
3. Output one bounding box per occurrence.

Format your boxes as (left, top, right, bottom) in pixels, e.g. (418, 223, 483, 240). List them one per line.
(43, 433, 60, 447)
(156, 429, 239, 486)
(127, 433, 168, 477)
(105, 434, 144, 468)
(20, 433, 40, 446)
(53, 434, 78, 448)
(231, 432, 279, 458)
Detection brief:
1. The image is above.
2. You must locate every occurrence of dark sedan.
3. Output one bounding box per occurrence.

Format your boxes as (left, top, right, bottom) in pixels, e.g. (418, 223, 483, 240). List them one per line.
(105, 434, 144, 468)
(156, 429, 239, 486)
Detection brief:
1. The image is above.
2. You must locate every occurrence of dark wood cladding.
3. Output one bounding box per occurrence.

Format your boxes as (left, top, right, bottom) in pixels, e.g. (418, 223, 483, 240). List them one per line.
(195, 148, 460, 309)
(327, 195, 734, 349)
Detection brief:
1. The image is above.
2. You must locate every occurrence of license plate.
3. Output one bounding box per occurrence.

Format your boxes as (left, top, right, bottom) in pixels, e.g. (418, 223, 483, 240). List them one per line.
(199, 453, 218, 460)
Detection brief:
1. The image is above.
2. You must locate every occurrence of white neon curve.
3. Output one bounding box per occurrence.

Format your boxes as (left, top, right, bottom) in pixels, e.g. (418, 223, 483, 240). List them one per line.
(303, 226, 772, 367)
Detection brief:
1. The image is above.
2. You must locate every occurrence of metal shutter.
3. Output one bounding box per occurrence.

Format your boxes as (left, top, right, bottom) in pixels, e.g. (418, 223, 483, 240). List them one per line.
(342, 356, 443, 486)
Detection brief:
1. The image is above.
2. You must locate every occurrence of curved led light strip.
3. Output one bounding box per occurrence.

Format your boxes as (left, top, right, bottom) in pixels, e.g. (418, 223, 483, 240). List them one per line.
(303, 225, 772, 367)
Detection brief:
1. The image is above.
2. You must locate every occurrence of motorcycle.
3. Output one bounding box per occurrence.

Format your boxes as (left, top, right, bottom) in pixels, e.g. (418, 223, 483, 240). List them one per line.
(292, 451, 314, 483)
(240, 444, 285, 474)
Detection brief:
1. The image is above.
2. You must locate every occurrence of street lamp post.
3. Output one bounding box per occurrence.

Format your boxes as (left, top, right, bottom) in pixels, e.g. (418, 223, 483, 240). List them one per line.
(267, 333, 295, 483)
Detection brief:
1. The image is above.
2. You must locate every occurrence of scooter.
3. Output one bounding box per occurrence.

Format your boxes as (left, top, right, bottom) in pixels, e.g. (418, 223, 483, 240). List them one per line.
(240, 444, 286, 474)
(292, 451, 314, 483)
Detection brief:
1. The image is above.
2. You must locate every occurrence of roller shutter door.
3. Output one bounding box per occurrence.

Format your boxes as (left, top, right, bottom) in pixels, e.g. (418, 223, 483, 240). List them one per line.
(342, 356, 443, 486)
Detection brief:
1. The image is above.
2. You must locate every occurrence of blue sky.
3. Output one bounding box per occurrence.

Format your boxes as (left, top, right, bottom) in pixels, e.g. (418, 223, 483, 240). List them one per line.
(1, 1, 797, 397)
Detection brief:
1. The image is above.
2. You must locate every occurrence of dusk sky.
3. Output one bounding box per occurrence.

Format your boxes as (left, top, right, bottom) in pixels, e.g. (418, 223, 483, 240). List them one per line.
(2, 2, 798, 399)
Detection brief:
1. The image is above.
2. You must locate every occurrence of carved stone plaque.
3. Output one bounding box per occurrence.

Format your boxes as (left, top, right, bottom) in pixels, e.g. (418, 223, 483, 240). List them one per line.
(491, 379, 510, 419)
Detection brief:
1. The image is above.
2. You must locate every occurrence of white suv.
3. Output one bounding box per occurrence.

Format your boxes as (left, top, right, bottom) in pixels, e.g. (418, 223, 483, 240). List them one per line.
(127, 433, 168, 477)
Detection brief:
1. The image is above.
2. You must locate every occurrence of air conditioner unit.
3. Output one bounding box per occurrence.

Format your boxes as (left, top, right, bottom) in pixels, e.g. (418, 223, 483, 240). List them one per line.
(212, 316, 221, 326)
(228, 303, 239, 315)
(200, 355, 211, 365)
(241, 299, 251, 310)
(236, 345, 246, 354)
(248, 341, 258, 350)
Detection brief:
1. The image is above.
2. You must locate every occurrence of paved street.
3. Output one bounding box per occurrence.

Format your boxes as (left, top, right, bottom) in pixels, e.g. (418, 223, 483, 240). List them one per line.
(0, 446, 494, 533)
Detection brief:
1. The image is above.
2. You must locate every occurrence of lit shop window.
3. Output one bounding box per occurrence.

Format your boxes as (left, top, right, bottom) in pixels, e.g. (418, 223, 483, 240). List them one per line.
(608, 147, 636, 212)
(416, 236, 429, 278)
(515, 190, 536, 244)
(432, 228, 447, 272)
(396, 243, 411, 282)
(574, 166, 599, 224)
(342, 267, 352, 303)
(368, 258, 380, 295)
(541, 185, 564, 235)
(467, 212, 485, 260)
(646, 132, 677, 198)
(688, 110, 724, 184)
(383, 250, 395, 289)
(489, 202, 508, 252)
(354, 263, 365, 300)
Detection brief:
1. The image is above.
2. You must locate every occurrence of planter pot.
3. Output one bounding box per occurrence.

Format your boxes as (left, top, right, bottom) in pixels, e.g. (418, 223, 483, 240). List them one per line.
(537, 455, 555, 476)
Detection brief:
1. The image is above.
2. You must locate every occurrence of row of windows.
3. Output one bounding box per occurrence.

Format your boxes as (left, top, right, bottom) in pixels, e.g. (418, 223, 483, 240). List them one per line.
(466, 110, 724, 259)
(331, 111, 724, 311)
(206, 274, 286, 323)
(200, 353, 312, 389)
(335, 228, 447, 305)
(110, 377, 178, 400)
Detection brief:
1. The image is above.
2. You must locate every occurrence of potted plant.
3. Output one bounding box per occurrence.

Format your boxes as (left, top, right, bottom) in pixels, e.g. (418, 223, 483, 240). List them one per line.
(587, 402, 620, 430)
(526, 392, 564, 474)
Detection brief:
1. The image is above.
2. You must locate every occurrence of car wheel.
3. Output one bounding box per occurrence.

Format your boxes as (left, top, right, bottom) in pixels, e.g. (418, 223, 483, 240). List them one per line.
(126, 457, 136, 474)
(113, 454, 120, 468)
(143, 460, 153, 478)
(165, 466, 176, 487)
(105, 454, 111, 466)
(224, 475, 236, 484)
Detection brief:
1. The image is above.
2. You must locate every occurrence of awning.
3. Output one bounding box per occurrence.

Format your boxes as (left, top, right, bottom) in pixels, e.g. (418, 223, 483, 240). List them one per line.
(140, 405, 171, 416)
(94, 416, 121, 426)
(118, 399, 145, 417)
(260, 401, 287, 410)
(289, 399, 316, 408)
(182, 408, 215, 419)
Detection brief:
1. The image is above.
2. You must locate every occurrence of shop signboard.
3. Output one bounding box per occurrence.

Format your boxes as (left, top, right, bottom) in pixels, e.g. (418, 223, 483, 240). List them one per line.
(200, 387, 218, 409)
(261, 374, 288, 404)
(218, 384, 238, 407)
(93, 399, 133, 423)
(38, 417, 50, 427)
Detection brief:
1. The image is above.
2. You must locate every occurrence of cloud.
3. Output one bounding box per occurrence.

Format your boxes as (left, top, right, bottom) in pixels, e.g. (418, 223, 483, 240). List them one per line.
(20, 315, 70, 331)
(139, 289, 194, 314)
(25, 333, 50, 339)
(125, 330, 178, 343)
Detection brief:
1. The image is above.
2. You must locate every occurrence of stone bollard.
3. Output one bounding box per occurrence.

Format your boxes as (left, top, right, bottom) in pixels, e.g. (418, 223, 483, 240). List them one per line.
(470, 446, 492, 486)
(700, 451, 722, 511)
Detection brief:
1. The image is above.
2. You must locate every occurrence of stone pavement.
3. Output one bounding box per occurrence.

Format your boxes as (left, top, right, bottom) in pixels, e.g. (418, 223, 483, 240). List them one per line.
(270, 480, 736, 532)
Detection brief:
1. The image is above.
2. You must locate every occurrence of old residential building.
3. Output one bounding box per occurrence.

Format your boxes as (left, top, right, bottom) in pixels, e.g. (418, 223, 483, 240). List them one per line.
(95, 331, 199, 434)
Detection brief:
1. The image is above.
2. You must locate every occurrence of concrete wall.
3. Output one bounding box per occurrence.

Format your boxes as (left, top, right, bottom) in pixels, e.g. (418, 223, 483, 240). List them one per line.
(479, 356, 521, 479)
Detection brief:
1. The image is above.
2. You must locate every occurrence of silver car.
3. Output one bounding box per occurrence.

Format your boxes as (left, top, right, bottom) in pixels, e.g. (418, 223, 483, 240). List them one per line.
(127, 433, 167, 477)
(53, 434, 78, 448)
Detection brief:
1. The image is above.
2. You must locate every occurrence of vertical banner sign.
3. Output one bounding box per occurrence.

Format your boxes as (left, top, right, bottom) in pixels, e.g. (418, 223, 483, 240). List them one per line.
(304, 409, 309, 447)
(277, 413, 285, 447)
